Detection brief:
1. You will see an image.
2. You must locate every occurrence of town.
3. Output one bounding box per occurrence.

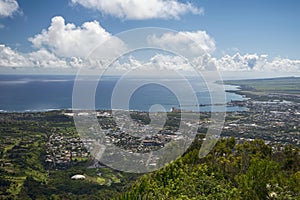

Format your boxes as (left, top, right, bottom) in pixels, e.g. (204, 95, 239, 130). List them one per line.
(0, 89, 299, 198)
(1, 93, 299, 174)
(53, 95, 300, 168)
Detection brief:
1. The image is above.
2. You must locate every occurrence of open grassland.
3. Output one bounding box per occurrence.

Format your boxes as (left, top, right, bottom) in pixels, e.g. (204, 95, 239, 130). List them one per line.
(223, 77, 300, 102)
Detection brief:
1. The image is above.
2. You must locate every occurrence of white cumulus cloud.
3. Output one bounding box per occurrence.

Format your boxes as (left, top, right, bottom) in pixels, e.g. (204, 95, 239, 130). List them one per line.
(148, 31, 216, 57)
(0, 44, 30, 67)
(110, 54, 192, 72)
(28, 49, 69, 68)
(29, 16, 126, 59)
(71, 0, 203, 20)
(0, 0, 19, 17)
(192, 53, 300, 72)
(0, 45, 72, 68)
(1, 42, 300, 72)
(262, 57, 300, 72)
(0, 15, 299, 73)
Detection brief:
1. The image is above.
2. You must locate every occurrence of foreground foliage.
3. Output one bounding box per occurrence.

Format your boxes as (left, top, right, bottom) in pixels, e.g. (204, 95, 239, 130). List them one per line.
(117, 136, 300, 199)
(0, 112, 299, 199)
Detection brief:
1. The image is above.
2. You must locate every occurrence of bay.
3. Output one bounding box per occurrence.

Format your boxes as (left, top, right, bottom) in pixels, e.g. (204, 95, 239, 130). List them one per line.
(0, 75, 247, 112)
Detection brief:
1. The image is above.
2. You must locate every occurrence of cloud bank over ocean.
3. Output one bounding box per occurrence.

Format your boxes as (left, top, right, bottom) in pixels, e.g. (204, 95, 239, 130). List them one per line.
(0, 16, 299, 73)
(0, 0, 299, 74)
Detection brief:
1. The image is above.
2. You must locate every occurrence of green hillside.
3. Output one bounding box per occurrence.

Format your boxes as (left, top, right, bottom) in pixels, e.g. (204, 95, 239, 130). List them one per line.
(223, 77, 300, 102)
(0, 108, 299, 199)
(116, 136, 300, 199)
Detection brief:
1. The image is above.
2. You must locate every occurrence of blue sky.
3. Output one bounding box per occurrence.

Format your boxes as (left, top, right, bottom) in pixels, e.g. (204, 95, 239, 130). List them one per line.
(0, 0, 299, 73)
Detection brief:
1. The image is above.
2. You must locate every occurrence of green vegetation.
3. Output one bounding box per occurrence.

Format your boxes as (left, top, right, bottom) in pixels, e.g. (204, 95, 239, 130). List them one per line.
(223, 77, 300, 102)
(0, 111, 138, 199)
(117, 137, 300, 199)
(0, 109, 299, 199)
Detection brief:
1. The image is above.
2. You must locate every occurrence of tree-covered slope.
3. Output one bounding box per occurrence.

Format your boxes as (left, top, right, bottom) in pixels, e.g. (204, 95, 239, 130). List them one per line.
(117, 136, 300, 199)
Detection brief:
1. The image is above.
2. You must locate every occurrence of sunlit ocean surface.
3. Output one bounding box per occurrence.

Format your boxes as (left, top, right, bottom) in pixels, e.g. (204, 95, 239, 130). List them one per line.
(0, 75, 247, 112)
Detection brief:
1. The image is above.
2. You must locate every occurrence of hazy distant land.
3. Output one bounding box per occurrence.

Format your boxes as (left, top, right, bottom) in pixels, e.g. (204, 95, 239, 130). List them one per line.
(223, 76, 300, 102)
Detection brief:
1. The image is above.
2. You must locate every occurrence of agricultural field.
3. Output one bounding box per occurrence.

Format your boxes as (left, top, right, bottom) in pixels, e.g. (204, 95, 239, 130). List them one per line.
(0, 112, 138, 199)
(223, 77, 300, 102)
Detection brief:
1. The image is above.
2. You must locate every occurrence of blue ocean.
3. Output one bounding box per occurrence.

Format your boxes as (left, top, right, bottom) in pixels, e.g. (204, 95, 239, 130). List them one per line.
(0, 75, 247, 112)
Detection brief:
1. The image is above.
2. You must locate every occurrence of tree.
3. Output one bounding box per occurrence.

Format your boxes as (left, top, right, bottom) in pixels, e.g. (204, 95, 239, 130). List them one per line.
(236, 159, 280, 200)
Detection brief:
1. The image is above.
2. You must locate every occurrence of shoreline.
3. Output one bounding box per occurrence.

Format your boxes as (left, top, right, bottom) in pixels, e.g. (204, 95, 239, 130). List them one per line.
(8, 76, 299, 114)
(0, 105, 248, 114)
(223, 77, 300, 103)
(0, 84, 249, 114)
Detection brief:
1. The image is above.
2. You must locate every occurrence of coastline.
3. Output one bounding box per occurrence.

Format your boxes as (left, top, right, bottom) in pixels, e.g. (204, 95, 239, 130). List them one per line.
(6, 75, 300, 114)
(223, 77, 300, 103)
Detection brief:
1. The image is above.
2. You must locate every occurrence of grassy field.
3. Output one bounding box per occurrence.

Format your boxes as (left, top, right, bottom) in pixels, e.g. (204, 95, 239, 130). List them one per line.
(0, 111, 138, 199)
(223, 77, 300, 101)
